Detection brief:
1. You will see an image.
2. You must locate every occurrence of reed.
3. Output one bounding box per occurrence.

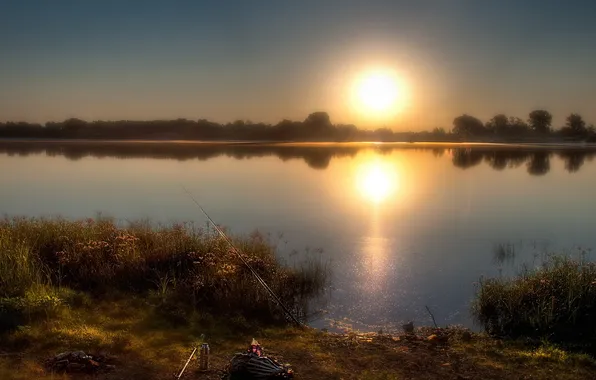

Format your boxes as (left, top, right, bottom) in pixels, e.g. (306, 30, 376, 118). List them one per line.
(472, 254, 596, 352)
(0, 216, 330, 329)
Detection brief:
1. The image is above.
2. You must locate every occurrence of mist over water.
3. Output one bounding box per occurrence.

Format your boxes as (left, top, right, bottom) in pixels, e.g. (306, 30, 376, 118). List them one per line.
(2, 141, 596, 332)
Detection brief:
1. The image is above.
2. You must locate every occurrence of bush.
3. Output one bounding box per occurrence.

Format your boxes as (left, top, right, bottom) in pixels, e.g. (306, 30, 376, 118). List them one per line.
(472, 255, 596, 352)
(0, 216, 329, 327)
(0, 287, 62, 332)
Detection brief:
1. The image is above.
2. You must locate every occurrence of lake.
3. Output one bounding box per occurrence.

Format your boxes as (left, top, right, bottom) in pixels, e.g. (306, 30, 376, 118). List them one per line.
(2, 140, 596, 332)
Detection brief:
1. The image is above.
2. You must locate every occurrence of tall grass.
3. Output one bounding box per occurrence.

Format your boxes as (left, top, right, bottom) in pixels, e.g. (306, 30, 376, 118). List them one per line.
(0, 216, 330, 328)
(472, 255, 596, 351)
(0, 228, 45, 298)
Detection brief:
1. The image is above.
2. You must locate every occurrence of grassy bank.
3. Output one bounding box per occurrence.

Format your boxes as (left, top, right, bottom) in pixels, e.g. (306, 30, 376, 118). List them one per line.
(1, 217, 596, 378)
(473, 255, 596, 352)
(1, 296, 595, 379)
(0, 216, 329, 331)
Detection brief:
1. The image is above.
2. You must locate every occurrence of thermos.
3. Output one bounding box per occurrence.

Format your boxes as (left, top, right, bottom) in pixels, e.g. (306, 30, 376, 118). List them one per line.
(199, 343, 210, 371)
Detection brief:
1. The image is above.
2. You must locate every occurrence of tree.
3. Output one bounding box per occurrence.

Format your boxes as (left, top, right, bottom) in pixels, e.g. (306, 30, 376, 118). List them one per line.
(508, 117, 529, 135)
(302, 112, 333, 140)
(452, 114, 486, 137)
(565, 113, 587, 135)
(304, 112, 332, 128)
(528, 110, 552, 134)
(486, 114, 509, 135)
(431, 127, 446, 135)
(373, 127, 393, 141)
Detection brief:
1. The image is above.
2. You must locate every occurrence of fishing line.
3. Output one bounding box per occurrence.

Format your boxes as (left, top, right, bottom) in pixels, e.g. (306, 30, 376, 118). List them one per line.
(182, 186, 304, 328)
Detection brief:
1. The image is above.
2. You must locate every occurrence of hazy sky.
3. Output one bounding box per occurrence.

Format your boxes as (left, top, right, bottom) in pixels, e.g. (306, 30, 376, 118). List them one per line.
(1, 0, 595, 130)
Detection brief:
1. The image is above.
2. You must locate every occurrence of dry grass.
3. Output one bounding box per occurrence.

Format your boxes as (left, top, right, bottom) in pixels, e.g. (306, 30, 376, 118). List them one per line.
(2, 217, 596, 378)
(0, 298, 594, 380)
(472, 254, 596, 352)
(0, 216, 329, 329)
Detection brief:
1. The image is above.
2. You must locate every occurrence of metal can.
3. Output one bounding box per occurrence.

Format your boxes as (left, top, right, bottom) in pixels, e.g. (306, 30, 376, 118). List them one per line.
(199, 343, 210, 371)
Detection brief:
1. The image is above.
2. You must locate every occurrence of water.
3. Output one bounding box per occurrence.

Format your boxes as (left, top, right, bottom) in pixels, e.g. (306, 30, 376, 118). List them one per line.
(2, 141, 596, 332)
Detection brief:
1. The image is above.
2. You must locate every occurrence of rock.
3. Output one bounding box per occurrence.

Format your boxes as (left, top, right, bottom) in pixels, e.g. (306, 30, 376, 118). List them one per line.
(461, 331, 472, 342)
(45, 350, 116, 373)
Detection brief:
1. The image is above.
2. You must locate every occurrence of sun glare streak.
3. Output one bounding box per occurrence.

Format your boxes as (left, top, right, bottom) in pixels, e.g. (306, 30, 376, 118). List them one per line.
(355, 158, 399, 204)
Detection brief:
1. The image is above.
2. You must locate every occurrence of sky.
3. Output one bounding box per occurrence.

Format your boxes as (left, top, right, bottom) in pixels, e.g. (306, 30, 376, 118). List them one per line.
(1, 0, 596, 130)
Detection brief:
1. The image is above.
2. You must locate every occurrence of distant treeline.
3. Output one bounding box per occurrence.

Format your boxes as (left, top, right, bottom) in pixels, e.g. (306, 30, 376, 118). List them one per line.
(1, 110, 594, 142)
(1, 140, 595, 175)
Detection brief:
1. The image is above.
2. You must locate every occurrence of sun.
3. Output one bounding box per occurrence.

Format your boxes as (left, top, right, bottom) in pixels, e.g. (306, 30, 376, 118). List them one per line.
(353, 69, 405, 115)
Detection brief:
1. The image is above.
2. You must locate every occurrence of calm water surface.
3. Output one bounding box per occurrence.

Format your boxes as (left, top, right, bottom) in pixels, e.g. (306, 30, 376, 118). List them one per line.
(2, 141, 596, 332)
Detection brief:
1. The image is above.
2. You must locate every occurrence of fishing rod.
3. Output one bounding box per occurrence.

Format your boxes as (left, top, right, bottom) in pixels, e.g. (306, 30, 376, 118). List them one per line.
(175, 346, 197, 379)
(182, 186, 304, 328)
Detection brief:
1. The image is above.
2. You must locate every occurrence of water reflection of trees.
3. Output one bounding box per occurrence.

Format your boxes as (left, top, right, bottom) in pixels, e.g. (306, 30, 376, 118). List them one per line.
(450, 147, 596, 175)
(1, 141, 595, 174)
(0, 142, 363, 170)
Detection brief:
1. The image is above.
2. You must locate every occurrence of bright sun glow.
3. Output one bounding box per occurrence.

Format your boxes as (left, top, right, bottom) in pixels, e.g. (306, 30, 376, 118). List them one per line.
(356, 159, 399, 204)
(354, 69, 406, 115)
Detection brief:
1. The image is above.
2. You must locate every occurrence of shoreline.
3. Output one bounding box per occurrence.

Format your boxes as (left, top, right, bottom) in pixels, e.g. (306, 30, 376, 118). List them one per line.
(1, 138, 596, 150)
(1, 217, 596, 378)
(1, 296, 594, 379)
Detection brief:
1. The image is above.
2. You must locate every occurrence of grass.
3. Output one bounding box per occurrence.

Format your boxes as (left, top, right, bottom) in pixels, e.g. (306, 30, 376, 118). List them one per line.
(0, 216, 330, 331)
(2, 216, 596, 378)
(0, 297, 595, 379)
(472, 254, 596, 353)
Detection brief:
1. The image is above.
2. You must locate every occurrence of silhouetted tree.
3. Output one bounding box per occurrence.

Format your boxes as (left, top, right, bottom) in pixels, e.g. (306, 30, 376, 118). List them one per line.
(334, 124, 358, 142)
(302, 112, 334, 140)
(0, 110, 593, 143)
(564, 113, 587, 136)
(486, 114, 509, 135)
(304, 112, 331, 127)
(507, 117, 529, 135)
(373, 128, 393, 141)
(62, 118, 87, 136)
(452, 114, 486, 138)
(528, 110, 552, 134)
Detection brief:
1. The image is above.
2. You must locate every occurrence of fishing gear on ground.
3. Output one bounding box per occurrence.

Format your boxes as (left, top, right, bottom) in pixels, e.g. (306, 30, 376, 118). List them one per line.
(222, 339, 294, 379)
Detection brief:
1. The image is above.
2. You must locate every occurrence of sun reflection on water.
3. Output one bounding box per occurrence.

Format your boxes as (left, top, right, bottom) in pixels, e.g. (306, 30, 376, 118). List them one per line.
(355, 157, 399, 204)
